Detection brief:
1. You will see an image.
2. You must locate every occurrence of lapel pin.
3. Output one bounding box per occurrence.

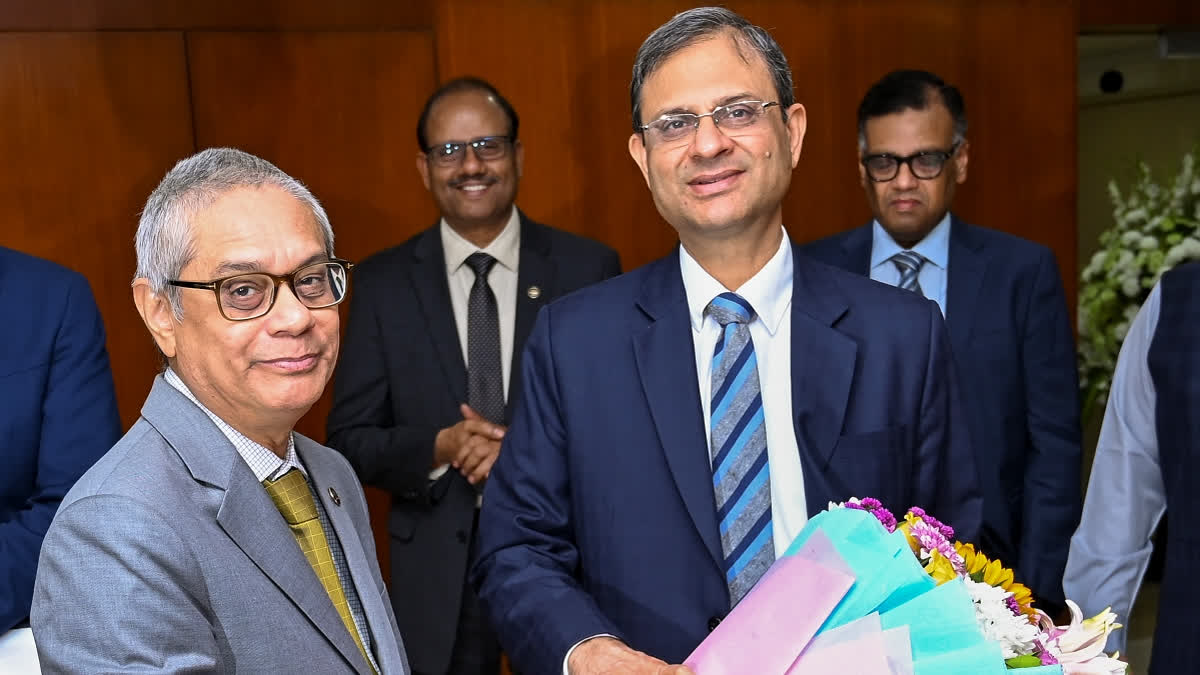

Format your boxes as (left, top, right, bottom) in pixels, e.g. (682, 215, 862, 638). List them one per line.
(328, 486, 342, 506)
(526, 285, 541, 300)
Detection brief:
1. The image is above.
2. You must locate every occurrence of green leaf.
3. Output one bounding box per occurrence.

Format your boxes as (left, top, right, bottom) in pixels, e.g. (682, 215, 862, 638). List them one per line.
(1005, 655, 1044, 668)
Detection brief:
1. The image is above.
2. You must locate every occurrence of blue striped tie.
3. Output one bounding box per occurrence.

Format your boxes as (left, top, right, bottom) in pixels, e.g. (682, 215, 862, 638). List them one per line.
(891, 250, 926, 296)
(707, 292, 773, 606)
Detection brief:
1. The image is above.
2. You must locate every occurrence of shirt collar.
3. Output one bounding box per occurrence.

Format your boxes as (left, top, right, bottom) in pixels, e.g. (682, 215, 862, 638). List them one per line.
(440, 206, 521, 274)
(870, 212, 951, 270)
(680, 226, 793, 336)
(162, 367, 302, 482)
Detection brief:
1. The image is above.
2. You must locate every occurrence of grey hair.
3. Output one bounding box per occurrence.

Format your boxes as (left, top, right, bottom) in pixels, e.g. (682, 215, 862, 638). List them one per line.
(134, 147, 334, 318)
(630, 6, 795, 131)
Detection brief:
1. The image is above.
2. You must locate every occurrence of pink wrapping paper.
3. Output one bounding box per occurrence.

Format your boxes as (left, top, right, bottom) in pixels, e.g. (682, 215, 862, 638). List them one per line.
(683, 532, 855, 674)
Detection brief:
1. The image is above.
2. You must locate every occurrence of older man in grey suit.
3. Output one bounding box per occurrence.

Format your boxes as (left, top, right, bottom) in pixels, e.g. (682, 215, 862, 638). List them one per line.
(31, 148, 409, 674)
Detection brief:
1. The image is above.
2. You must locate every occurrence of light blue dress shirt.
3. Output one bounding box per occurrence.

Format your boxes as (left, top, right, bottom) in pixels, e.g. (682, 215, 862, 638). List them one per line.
(1064, 282, 1164, 653)
(869, 214, 951, 316)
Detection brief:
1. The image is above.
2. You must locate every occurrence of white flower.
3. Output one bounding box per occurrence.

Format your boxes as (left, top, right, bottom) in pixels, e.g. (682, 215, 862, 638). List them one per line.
(1120, 276, 1141, 298)
(963, 578, 1040, 659)
(1138, 235, 1159, 250)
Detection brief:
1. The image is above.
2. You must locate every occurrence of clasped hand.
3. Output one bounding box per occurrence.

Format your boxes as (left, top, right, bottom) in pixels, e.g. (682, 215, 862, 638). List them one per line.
(434, 403, 505, 485)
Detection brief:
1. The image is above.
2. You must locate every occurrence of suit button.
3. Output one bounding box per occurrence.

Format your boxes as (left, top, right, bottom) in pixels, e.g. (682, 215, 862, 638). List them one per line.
(708, 616, 722, 632)
(456, 530, 468, 544)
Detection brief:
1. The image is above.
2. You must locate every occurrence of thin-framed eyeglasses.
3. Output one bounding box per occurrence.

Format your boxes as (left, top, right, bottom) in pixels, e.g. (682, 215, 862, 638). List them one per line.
(424, 135, 514, 167)
(861, 143, 961, 182)
(639, 100, 780, 145)
(168, 259, 354, 321)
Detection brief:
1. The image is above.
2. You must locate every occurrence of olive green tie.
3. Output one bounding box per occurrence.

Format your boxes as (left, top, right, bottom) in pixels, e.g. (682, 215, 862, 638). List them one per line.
(262, 469, 374, 672)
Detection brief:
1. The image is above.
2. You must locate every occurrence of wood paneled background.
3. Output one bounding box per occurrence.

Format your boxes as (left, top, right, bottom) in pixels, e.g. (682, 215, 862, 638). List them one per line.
(4, 0, 1191, 587)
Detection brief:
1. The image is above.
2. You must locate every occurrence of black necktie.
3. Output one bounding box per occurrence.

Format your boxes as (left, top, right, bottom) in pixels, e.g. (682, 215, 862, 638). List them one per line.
(464, 252, 505, 424)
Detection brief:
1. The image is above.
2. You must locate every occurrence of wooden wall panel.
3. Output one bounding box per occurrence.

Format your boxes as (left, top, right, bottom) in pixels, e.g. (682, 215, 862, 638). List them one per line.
(187, 30, 439, 574)
(1080, 0, 1200, 28)
(0, 0, 431, 31)
(0, 31, 196, 429)
(434, 0, 1078, 301)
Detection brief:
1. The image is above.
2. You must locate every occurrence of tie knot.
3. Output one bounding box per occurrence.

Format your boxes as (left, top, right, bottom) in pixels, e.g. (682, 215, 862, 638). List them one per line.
(706, 292, 755, 326)
(262, 468, 317, 525)
(890, 250, 925, 273)
(465, 251, 497, 278)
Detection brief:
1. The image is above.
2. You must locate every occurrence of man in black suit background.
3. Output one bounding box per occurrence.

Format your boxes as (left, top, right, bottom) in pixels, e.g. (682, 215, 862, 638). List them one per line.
(327, 77, 621, 675)
(802, 69, 1081, 616)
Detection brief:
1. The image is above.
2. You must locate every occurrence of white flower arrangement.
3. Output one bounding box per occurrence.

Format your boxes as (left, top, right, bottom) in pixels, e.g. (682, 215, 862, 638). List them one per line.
(964, 577, 1042, 660)
(1078, 149, 1200, 421)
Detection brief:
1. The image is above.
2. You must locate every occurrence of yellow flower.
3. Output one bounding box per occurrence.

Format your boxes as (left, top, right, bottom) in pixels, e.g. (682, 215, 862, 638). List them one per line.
(923, 549, 959, 585)
(956, 542, 1036, 617)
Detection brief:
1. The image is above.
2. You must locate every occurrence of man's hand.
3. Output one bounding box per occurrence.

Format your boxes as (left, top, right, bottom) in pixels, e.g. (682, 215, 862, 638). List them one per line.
(568, 637, 693, 675)
(433, 404, 506, 485)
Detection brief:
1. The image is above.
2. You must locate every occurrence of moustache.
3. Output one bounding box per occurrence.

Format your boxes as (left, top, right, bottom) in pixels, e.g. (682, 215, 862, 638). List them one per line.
(449, 173, 498, 188)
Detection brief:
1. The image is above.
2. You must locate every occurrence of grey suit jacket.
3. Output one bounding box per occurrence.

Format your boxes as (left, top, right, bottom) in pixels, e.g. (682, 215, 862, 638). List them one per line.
(31, 376, 410, 674)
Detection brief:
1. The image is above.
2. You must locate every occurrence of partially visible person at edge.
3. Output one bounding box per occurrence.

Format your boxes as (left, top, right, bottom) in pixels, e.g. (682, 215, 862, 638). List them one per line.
(1, 246, 121, 632)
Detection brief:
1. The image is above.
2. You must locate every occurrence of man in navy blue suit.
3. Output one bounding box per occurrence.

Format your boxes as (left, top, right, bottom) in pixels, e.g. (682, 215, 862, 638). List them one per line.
(471, 9, 982, 675)
(1, 246, 121, 631)
(802, 69, 1081, 616)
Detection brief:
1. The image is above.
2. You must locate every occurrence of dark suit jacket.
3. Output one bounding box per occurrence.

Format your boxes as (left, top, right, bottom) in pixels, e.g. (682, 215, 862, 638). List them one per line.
(801, 216, 1081, 609)
(0, 246, 121, 631)
(326, 212, 620, 675)
(469, 244, 982, 674)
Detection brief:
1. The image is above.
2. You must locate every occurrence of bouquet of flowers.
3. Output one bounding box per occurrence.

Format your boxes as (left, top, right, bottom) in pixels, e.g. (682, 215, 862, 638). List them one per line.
(684, 498, 1126, 674)
(1078, 149, 1200, 422)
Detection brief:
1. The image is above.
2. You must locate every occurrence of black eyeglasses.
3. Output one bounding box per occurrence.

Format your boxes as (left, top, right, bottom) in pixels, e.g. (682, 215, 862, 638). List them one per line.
(640, 100, 780, 145)
(168, 259, 354, 321)
(861, 143, 960, 182)
(424, 136, 514, 167)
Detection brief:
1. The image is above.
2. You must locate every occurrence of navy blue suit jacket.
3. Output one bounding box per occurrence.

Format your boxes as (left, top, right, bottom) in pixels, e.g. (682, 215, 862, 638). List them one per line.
(802, 217, 1081, 609)
(1, 247, 121, 630)
(470, 243, 982, 672)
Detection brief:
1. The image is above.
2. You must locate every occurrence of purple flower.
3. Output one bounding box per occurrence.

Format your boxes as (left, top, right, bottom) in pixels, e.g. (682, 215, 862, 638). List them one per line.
(909, 521, 956, 561)
(907, 506, 955, 540)
(1006, 596, 1022, 616)
(846, 497, 898, 533)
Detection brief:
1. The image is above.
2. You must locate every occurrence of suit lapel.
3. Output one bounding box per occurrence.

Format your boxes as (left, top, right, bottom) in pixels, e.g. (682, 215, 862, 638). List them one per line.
(140, 379, 367, 673)
(509, 213, 556, 423)
(300, 439, 404, 674)
(946, 216, 988, 350)
(216, 464, 370, 673)
(788, 250, 858, 516)
(410, 226, 469, 405)
(839, 224, 874, 275)
(631, 252, 724, 573)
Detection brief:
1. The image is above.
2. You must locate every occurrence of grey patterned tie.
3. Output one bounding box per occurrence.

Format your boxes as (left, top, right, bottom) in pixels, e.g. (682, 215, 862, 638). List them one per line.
(465, 252, 505, 424)
(707, 292, 773, 607)
(891, 250, 926, 296)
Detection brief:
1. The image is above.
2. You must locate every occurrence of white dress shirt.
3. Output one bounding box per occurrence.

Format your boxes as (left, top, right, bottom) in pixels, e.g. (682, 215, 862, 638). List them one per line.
(432, 207, 521, 493)
(1064, 282, 1164, 654)
(441, 206, 521, 400)
(869, 213, 951, 316)
(164, 368, 304, 481)
(680, 227, 808, 555)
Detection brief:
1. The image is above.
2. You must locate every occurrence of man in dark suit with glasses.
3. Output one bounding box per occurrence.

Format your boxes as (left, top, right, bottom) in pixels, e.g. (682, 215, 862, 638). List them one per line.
(803, 69, 1082, 618)
(327, 77, 620, 675)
